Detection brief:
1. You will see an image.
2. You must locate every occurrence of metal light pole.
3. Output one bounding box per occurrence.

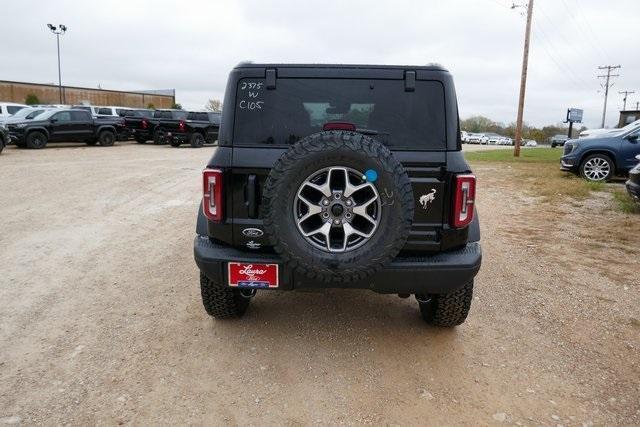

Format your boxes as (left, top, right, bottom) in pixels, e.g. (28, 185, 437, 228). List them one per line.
(47, 24, 68, 104)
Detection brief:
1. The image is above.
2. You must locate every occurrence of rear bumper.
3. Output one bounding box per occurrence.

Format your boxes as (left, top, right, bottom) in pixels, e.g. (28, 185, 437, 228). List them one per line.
(194, 236, 482, 295)
(130, 129, 151, 140)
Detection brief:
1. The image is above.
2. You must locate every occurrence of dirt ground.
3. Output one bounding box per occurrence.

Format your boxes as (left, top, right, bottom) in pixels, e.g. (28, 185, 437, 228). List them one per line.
(0, 142, 638, 426)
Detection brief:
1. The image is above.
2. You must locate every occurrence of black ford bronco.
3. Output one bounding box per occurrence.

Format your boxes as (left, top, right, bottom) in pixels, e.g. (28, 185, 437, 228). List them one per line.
(194, 63, 481, 327)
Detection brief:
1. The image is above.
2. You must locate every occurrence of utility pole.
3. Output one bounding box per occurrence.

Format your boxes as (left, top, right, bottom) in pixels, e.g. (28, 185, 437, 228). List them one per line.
(47, 24, 68, 104)
(597, 65, 620, 128)
(512, 0, 534, 158)
(618, 90, 634, 111)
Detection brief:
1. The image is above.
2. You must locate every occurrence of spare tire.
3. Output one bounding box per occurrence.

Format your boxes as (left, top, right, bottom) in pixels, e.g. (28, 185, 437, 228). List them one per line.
(263, 131, 414, 283)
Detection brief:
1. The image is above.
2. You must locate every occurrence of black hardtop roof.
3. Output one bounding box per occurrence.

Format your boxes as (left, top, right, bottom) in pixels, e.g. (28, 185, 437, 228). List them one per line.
(234, 62, 449, 72)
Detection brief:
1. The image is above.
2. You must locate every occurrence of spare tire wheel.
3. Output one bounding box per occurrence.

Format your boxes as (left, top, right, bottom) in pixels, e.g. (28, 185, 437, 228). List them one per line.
(262, 131, 414, 283)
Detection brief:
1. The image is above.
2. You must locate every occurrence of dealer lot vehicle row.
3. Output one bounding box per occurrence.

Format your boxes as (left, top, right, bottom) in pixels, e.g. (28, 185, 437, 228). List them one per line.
(0, 102, 221, 149)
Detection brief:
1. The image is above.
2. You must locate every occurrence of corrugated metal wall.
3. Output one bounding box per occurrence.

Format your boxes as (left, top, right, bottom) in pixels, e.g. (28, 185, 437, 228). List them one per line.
(0, 80, 175, 108)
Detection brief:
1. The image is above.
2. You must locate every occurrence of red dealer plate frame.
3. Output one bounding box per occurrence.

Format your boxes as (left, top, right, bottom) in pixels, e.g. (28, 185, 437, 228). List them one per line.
(228, 262, 279, 289)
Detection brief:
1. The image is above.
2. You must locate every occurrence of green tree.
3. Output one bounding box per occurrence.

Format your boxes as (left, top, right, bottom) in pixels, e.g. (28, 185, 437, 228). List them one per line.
(147, 103, 155, 110)
(172, 103, 183, 109)
(25, 94, 40, 105)
(461, 115, 496, 133)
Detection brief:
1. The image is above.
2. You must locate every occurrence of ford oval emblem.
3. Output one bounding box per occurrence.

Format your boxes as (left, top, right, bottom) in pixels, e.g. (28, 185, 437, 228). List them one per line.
(242, 228, 264, 238)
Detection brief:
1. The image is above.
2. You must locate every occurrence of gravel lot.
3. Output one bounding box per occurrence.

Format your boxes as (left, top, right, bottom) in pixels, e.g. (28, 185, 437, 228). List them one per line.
(0, 142, 638, 426)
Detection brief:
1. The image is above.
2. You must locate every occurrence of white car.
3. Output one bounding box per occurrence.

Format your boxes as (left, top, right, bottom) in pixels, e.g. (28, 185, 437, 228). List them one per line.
(0, 102, 27, 121)
(0, 106, 52, 128)
(461, 130, 470, 143)
(467, 133, 488, 144)
(523, 139, 537, 147)
(579, 119, 640, 139)
(486, 134, 502, 145)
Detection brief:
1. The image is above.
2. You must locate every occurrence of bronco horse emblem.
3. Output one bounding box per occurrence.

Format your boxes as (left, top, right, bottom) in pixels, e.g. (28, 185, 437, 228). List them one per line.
(419, 189, 437, 210)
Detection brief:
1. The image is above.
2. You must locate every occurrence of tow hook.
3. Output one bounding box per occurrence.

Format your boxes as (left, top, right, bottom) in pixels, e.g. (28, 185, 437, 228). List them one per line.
(415, 294, 431, 304)
(239, 289, 257, 299)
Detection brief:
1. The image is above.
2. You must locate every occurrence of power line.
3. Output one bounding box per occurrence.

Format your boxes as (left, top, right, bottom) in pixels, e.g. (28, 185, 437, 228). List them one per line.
(530, 19, 591, 91)
(566, 0, 612, 63)
(597, 65, 621, 127)
(618, 90, 635, 111)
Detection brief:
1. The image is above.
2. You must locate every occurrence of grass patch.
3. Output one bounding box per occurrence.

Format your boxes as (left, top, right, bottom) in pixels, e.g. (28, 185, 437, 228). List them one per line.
(465, 148, 603, 200)
(465, 148, 561, 163)
(613, 190, 640, 214)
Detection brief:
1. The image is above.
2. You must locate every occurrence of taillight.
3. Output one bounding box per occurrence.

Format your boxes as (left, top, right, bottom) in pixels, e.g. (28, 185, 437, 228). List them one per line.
(203, 169, 223, 222)
(451, 174, 476, 228)
(179, 120, 185, 132)
(141, 119, 148, 129)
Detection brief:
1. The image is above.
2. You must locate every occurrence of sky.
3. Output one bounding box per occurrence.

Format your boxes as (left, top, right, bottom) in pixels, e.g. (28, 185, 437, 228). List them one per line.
(1, 0, 637, 129)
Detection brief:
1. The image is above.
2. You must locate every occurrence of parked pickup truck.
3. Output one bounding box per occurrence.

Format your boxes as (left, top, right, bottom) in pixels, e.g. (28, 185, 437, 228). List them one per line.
(167, 111, 221, 148)
(145, 109, 189, 144)
(7, 109, 126, 149)
(120, 109, 154, 143)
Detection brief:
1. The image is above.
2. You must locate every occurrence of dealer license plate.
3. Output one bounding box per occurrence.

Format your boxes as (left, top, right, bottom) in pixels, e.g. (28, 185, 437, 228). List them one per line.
(228, 262, 279, 288)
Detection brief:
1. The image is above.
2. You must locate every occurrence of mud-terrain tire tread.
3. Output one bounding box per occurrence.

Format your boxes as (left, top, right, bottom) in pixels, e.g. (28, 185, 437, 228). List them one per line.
(419, 281, 474, 327)
(262, 131, 414, 283)
(199, 272, 250, 318)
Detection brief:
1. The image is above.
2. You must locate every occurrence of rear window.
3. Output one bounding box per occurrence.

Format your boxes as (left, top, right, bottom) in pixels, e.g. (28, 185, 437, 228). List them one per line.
(135, 110, 153, 118)
(7, 106, 25, 114)
(154, 110, 186, 119)
(233, 78, 446, 149)
(187, 112, 209, 121)
(97, 108, 112, 115)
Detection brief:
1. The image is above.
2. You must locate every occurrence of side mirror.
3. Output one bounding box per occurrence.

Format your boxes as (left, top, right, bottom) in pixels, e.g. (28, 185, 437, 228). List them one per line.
(627, 134, 639, 143)
(49, 118, 58, 123)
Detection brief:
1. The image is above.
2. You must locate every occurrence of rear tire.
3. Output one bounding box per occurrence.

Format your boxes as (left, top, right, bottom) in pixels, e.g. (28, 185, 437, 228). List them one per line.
(98, 130, 116, 147)
(153, 130, 165, 145)
(200, 272, 251, 318)
(26, 131, 47, 149)
(169, 138, 182, 147)
(190, 132, 205, 148)
(417, 281, 474, 327)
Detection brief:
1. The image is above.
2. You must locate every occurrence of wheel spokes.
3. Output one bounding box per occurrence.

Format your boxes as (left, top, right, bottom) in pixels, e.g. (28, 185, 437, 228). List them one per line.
(302, 221, 331, 238)
(294, 166, 381, 253)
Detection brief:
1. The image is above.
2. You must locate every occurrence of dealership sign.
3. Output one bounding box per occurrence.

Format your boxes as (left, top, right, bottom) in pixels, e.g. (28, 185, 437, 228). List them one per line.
(566, 108, 583, 123)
